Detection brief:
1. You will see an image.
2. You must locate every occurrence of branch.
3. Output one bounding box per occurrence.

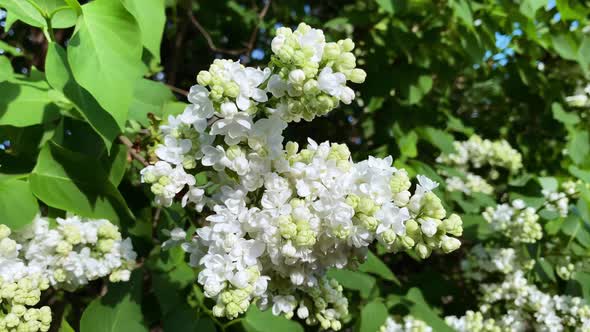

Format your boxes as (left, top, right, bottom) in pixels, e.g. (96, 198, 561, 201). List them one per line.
(187, 0, 271, 57)
(166, 83, 189, 96)
(118, 135, 149, 167)
(244, 0, 271, 54)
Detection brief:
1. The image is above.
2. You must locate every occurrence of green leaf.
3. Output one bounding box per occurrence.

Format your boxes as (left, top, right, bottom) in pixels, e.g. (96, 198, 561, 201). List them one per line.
(0, 78, 61, 127)
(375, 0, 394, 14)
(556, 0, 590, 21)
(519, 0, 545, 18)
(64, 0, 81, 15)
(449, 0, 473, 26)
(578, 36, 590, 77)
(80, 271, 147, 332)
(359, 251, 400, 285)
(161, 101, 189, 118)
(0, 0, 76, 30)
(30, 142, 132, 224)
(567, 130, 589, 166)
(461, 214, 492, 241)
(326, 269, 377, 299)
(0, 41, 22, 56)
(551, 34, 578, 61)
(405, 288, 453, 332)
(151, 262, 196, 318)
(408, 75, 433, 104)
(128, 79, 175, 126)
(0, 179, 38, 229)
(418, 127, 455, 154)
(0, 56, 13, 82)
(538, 177, 558, 192)
(67, 0, 144, 131)
(398, 130, 418, 158)
(58, 318, 75, 332)
(359, 299, 388, 332)
(534, 258, 556, 283)
(552, 102, 579, 126)
(45, 43, 120, 151)
(243, 305, 304, 332)
(569, 165, 590, 183)
(121, 0, 166, 61)
(103, 144, 128, 186)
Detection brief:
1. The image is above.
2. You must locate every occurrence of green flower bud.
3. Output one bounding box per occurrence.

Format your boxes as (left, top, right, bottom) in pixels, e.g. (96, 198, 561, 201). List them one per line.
(328, 143, 351, 161)
(182, 156, 197, 169)
(226, 145, 243, 160)
(442, 214, 463, 236)
(331, 320, 342, 331)
(422, 192, 446, 219)
(381, 229, 397, 245)
(197, 71, 212, 86)
(339, 38, 355, 52)
(212, 304, 225, 317)
(357, 214, 378, 231)
(405, 219, 420, 238)
(220, 291, 233, 304)
(290, 198, 305, 208)
(286, 141, 299, 156)
(303, 79, 319, 94)
(39, 306, 51, 324)
(441, 236, 461, 253)
(224, 82, 240, 99)
(357, 197, 376, 215)
(53, 269, 66, 283)
(348, 68, 366, 84)
(278, 216, 297, 239)
(62, 225, 82, 245)
(97, 239, 115, 253)
(337, 52, 356, 70)
(12, 305, 26, 317)
(98, 223, 120, 240)
(323, 42, 341, 60)
(345, 195, 360, 210)
(0, 224, 11, 239)
(415, 243, 431, 259)
(55, 241, 72, 255)
(400, 235, 415, 249)
(226, 302, 242, 318)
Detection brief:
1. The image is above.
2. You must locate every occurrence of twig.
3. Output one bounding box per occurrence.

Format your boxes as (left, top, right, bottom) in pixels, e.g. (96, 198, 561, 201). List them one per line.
(244, 0, 271, 55)
(166, 83, 189, 96)
(118, 135, 149, 167)
(168, 8, 188, 85)
(187, 0, 271, 57)
(153, 207, 161, 234)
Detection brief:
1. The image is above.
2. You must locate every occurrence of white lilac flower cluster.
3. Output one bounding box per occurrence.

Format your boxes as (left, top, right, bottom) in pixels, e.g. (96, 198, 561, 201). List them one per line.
(445, 173, 494, 195)
(446, 270, 590, 331)
(380, 316, 432, 332)
(565, 83, 590, 107)
(540, 180, 580, 218)
(460, 245, 534, 282)
(0, 215, 137, 291)
(0, 273, 51, 332)
(445, 310, 504, 332)
(482, 270, 590, 331)
(544, 238, 588, 281)
(141, 23, 463, 327)
(437, 135, 523, 173)
(436, 135, 522, 195)
(482, 199, 542, 244)
(450, 197, 590, 332)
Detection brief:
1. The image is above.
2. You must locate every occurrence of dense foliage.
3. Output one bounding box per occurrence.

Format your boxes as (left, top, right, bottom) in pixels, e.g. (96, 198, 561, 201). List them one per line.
(0, 0, 589, 331)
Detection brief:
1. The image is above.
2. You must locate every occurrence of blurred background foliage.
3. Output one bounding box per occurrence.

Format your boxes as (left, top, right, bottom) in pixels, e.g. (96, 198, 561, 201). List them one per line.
(1, 0, 590, 331)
